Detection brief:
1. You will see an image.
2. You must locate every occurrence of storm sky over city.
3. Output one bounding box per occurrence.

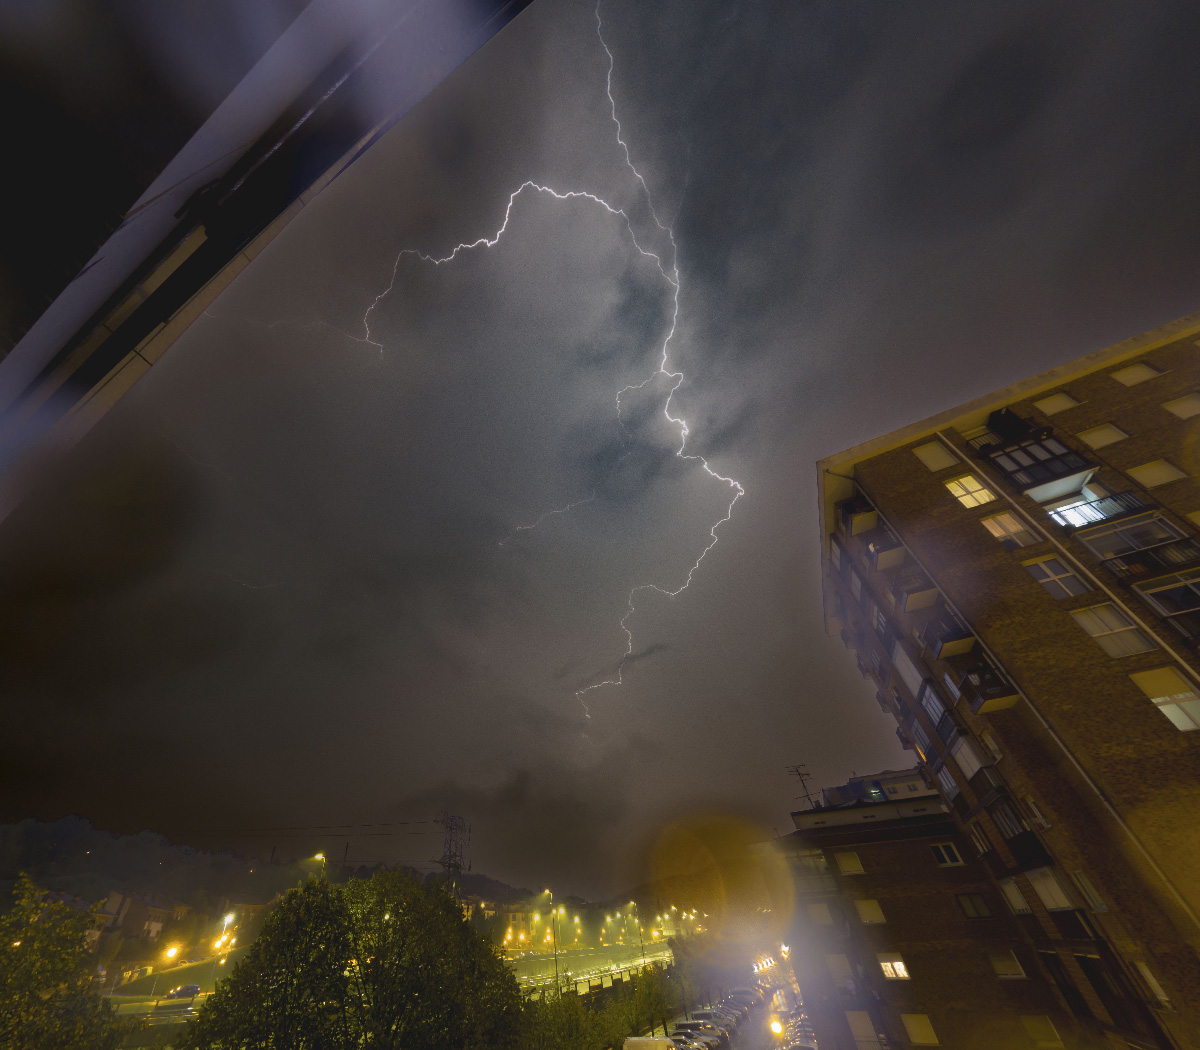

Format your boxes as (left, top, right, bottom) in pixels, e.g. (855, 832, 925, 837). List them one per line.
(5, 0, 1200, 897)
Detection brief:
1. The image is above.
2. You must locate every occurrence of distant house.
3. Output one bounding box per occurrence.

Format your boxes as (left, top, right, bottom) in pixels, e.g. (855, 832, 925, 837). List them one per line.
(42, 889, 104, 949)
(97, 890, 191, 940)
(461, 896, 496, 922)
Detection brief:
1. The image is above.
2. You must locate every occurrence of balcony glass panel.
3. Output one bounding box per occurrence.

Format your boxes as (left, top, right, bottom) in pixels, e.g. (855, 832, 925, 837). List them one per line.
(1106, 538, 1200, 579)
(1075, 510, 1180, 556)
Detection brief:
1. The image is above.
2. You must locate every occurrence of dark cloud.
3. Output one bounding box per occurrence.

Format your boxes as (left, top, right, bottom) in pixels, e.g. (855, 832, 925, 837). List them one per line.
(6, 0, 1200, 896)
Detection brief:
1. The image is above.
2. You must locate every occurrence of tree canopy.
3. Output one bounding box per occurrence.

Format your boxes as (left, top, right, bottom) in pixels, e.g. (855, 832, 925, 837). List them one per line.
(179, 870, 524, 1050)
(0, 873, 131, 1050)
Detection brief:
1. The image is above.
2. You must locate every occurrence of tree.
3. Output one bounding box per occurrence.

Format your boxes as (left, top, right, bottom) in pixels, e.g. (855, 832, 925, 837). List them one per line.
(0, 873, 134, 1050)
(179, 870, 524, 1050)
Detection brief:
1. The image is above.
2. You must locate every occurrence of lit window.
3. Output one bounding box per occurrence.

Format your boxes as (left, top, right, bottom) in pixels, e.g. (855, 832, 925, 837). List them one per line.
(1129, 666, 1200, 731)
(957, 893, 991, 918)
(990, 950, 1027, 978)
(1127, 459, 1187, 488)
(998, 878, 1032, 915)
(1164, 393, 1200, 419)
(877, 953, 910, 980)
(1026, 868, 1075, 911)
(1020, 1015, 1064, 1048)
(854, 899, 886, 924)
(834, 851, 864, 875)
(1032, 392, 1079, 415)
(981, 512, 1039, 549)
(1110, 362, 1162, 386)
(1023, 557, 1088, 598)
(1070, 603, 1156, 657)
(945, 475, 995, 508)
(931, 842, 963, 866)
(806, 902, 833, 924)
(900, 1014, 939, 1045)
(1075, 423, 1127, 449)
(913, 441, 958, 471)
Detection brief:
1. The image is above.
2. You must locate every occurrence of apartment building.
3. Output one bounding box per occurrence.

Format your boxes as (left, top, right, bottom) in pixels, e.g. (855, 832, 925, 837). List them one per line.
(817, 313, 1200, 1049)
(780, 770, 1092, 1049)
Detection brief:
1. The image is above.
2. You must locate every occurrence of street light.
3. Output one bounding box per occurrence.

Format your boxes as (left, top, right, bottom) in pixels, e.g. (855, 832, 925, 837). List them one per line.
(543, 889, 559, 991)
(314, 854, 326, 879)
(629, 901, 646, 967)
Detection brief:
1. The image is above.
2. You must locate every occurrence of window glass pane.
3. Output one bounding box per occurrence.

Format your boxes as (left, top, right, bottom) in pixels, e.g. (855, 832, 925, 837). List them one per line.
(807, 902, 833, 924)
(936, 767, 959, 798)
(1023, 558, 1087, 598)
(999, 878, 1031, 914)
(990, 951, 1026, 978)
(855, 899, 885, 924)
(891, 642, 925, 696)
(900, 1014, 939, 1045)
(1020, 1016, 1064, 1048)
(1164, 393, 1200, 419)
(1137, 572, 1200, 615)
(1027, 868, 1074, 910)
(1071, 604, 1156, 657)
(951, 739, 984, 779)
(1111, 362, 1161, 386)
(982, 513, 1038, 548)
(989, 800, 1027, 840)
(1128, 459, 1187, 488)
(945, 475, 995, 508)
(834, 852, 864, 874)
(1076, 423, 1127, 449)
(878, 953, 909, 979)
(1077, 513, 1181, 558)
(1033, 392, 1079, 415)
(913, 441, 958, 471)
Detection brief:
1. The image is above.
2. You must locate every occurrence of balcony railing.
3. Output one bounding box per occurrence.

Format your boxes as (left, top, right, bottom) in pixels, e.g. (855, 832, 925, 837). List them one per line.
(958, 666, 1020, 714)
(864, 527, 905, 571)
(837, 495, 878, 537)
(920, 617, 976, 660)
(1105, 537, 1200, 579)
(892, 570, 938, 612)
(1048, 490, 1147, 529)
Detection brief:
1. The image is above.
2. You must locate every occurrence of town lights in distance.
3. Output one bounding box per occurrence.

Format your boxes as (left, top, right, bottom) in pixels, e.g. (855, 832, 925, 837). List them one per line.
(362, 2, 744, 717)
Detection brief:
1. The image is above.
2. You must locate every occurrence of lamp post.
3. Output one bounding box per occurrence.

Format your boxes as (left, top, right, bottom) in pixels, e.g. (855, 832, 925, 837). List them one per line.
(629, 901, 646, 967)
(314, 853, 326, 879)
(544, 889, 559, 992)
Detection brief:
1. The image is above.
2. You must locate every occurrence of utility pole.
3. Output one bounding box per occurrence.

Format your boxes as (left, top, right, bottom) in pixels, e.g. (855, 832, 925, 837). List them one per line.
(433, 813, 468, 898)
(786, 763, 817, 809)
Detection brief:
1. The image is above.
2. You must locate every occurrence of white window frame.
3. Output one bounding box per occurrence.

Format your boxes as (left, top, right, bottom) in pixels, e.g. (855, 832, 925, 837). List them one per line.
(1022, 557, 1088, 599)
(931, 842, 963, 867)
(981, 512, 1039, 549)
(945, 474, 996, 508)
(1070, 603, 1156, 658)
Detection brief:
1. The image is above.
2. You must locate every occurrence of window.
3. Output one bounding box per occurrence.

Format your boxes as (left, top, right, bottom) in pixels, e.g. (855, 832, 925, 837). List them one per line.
(967, 822, 993, 856)
(1128, 459, 1187, 488)
(877, 953, 910, 979)
(950, 738, 984, 780)
(891, 641, 925, 696)
(982, 512, 1039, 549)
(1136, 569, 1200, 619)
(945, 474, 995, 508)
(989, 799, 1028, 840)
(1075, 423, 1127, 449)
(1110, 362, 1162, 386)
(980, 730, 1003, 762)
(1077, 511, 1183, 560)
(1129, 666, 1200, 731)
(900, 1014, 939, 1045)
(990, 950, 1027, 978)
(1033, 392, 1079, 415)
(1070, 603, 1156, 657)
(957, 893, 991, 918)
(936, 767, 959, 799)
(844, 1012, 881, 1045)
(918, 682, 946, 723)
(854, 899, 886, 924)
(825, 953, 853, 986)
(1023, 557, 1088, 598)
(998, 878, 1032, 915)
(931, 842, 963, 866)
(834, 851, 864, 875)
(913, 441, 958, 471)
(829, 537, 843, 570)
(909, 719, 932, 759)
(848, 567, 862, 601)
(807, 902, 833, 924)
(1026, 868, 1074, 911)
(1023, 796, 1051, 829)
(1020, 1015, 1064, 1048)
(1135, 961, 1171, 1007)
(1164, 393, 1200, 419)
(1070, 871, 1106, 912)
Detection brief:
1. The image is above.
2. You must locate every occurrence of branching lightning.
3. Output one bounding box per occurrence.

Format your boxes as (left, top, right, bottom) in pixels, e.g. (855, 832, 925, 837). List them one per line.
(365, 0, 744, 718)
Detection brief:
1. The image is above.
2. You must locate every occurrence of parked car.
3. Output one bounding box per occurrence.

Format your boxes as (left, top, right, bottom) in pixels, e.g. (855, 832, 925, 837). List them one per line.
(693, 1010, 739, 1030)
(673, 1021, 728, 1047)
(670, 1030, 721, 1050)
(163, 984, 200, 999)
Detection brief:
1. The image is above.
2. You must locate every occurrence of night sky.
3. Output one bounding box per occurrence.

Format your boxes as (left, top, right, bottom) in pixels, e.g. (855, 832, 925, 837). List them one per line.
(6, 0, 1200, 898)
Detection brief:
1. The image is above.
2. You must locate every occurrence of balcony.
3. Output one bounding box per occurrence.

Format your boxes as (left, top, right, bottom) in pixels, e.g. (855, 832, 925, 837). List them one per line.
(837, 495, 878, 537)
(968, 765, 1005, 804)
(920, 616, 976, 660)
(970, 413, 1094, 502)
(892, 569, 938, 612)
(1105, 537, 1200, 579)
(1048, 490, 1147, 529)
(958, 666, 1020, 713)
(933, 710, 961, 747)
(1005, 829, 1052, 868)
(864, 527, 905, 571)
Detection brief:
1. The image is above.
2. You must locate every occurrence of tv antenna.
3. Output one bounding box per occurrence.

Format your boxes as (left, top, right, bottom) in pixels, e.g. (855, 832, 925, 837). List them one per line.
(786, 764, 817, 809)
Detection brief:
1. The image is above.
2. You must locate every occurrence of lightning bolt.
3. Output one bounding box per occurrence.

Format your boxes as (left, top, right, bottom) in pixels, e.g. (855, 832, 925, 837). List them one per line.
(362, 0, 744, 719)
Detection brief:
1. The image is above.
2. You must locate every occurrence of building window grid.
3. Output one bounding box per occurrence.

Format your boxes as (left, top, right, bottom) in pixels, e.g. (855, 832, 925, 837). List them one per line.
(1070, 603, 1157, 658)
(982, 511, 1040, 549)
(945, 474, 996, 508)
(930, 842, 963, 867)
(1023, 557, 1089, 599)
